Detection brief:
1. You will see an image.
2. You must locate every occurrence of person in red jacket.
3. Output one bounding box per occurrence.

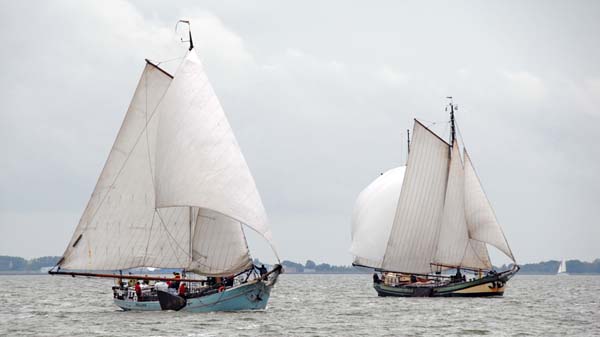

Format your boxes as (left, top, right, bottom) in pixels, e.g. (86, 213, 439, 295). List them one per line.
(134, 281, 142, 300)
(178, 282, 186, 298)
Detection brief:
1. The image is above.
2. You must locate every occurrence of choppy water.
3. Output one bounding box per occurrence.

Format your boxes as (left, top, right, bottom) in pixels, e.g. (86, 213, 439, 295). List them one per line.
(0, 274, 598, 336)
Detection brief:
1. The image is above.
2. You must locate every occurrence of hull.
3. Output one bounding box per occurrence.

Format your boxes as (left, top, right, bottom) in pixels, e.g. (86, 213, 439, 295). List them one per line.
(374, 267, 518, 298)
(114, 272, 279, 312)
(114, 298, 162, 311)
(183, 280, 271, 312)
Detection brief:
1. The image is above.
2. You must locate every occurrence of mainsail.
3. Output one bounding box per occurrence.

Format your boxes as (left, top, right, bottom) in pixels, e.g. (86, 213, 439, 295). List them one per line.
(381, 121, 450, 274)
(58, 51, 272, 276)
(351, 119, 514, 274)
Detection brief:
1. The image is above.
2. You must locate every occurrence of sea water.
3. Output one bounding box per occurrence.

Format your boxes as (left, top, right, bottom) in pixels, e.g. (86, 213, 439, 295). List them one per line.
(0, 274, 598, 336)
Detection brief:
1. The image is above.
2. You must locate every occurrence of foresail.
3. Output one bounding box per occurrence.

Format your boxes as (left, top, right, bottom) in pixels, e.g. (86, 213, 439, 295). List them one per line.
(461, 240, 492, 270)
(154, 51, 272, 244)
(189, 208, 253, 276)
(59, 63, 194, 270)
(464, 150, 515, 262)
(433, 141, 491, 270)
(381, 121, 450, 274)
(350, 166, 406, 269)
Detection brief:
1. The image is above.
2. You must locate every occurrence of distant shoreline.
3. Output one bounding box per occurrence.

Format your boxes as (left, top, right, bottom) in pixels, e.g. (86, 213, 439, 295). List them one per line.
(2, 255, 600, 275)
(2, 271, 600, 276)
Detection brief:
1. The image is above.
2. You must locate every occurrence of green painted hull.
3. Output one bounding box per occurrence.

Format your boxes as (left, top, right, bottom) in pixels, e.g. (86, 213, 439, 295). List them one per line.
(374, 268, 518, 297)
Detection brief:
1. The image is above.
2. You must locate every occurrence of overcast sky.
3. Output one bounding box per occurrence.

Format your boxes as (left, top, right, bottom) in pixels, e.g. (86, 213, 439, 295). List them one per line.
(1, 1, 599, 265)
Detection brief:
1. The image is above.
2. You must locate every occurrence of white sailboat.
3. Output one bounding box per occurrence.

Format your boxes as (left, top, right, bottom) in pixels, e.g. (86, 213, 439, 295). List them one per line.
(557, 260, 568, 275)
(50, 21, 281, 312)
(351, 99, 519, 297)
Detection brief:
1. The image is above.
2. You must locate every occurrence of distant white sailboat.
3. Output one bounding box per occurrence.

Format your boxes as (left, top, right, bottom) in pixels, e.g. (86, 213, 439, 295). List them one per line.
(557, 260, 568, 275)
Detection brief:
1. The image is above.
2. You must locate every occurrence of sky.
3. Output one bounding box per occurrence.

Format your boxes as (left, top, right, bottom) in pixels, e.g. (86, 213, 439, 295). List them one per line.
(1, 0, 599, 266)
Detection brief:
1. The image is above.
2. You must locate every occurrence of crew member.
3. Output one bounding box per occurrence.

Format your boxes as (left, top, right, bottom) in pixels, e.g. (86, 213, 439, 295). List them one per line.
(178, 282, 186, 298)
(134, 281, 142, 300)
(258, 264, 268, 276)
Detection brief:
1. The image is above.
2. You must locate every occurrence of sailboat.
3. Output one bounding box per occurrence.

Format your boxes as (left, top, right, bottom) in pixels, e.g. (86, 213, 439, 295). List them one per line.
(557, 260, 568, 275)
(351, 99, 519, 297)
(49, 21, 282, 312)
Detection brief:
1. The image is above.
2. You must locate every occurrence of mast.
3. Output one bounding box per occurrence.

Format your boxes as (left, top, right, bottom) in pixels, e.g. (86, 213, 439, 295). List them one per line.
(407, 129, 410, 155)
(446, 96, 456, 146)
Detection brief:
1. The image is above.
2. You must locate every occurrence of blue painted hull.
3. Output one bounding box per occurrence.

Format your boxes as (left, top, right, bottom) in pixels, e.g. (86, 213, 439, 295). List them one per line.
(114, 280, 273, 312)
(183, 280, 271, 312)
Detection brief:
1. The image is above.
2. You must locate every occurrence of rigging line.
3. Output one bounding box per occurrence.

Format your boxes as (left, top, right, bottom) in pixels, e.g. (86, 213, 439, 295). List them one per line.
(155, 208, 193, 262)
(142, 211, 157, 267)
(154, 209, 179, 265)
(156, 208, 187, 268)
(154, 56, 185, 65)
(144, 70, 156, 192)
(80, 70, 172, 231)
(419, 119, 450, 127)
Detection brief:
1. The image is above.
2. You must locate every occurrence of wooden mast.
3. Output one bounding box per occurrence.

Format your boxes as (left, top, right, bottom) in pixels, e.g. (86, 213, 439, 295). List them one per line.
(447, 96, 456, 146)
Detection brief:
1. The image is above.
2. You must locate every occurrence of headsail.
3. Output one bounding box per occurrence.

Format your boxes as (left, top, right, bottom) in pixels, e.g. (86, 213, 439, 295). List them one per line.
(464, 150, 515, 262)
(58, 51, 273, 275)
(189, 209, 253, 276)
(381, 121, 450, 274)
(350, 166, 406, 269)
(433, 141, 491, 270)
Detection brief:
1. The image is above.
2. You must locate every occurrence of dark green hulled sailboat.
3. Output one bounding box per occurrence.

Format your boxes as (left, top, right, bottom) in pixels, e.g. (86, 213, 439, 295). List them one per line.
(350, 99, 518, 297)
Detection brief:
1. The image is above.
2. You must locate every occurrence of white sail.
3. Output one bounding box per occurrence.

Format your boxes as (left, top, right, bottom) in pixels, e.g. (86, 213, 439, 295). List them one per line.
(433, 141, 491, 270)
(350, 166, 406, 268)
(154, 51, 273, 244)
(557, 259, 567, 274)
(59, 62, 189, 270)
(59, 51, 271, 274)
(189, 209, 253, 276)
(381, 121, 450, 274)
(464, 150, 515, 262)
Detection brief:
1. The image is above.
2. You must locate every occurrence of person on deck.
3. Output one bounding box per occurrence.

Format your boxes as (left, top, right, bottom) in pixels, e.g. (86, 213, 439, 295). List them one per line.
(171, 272, 181, 290)
(373, 273, 381, 284)
(134, 281, 142, 300)
(258, 264, 268, 277)
(224, 275, 234, 287)
(454, 268, 462, 282)
(178, 282, 186, 298)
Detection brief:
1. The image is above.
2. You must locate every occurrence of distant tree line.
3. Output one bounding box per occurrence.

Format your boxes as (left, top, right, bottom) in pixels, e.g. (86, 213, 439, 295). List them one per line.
(0, 256, 61, 272)
(2, 255, 600, 274)
(498, 259, 600, 274)
(280, 259, 371, 274)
